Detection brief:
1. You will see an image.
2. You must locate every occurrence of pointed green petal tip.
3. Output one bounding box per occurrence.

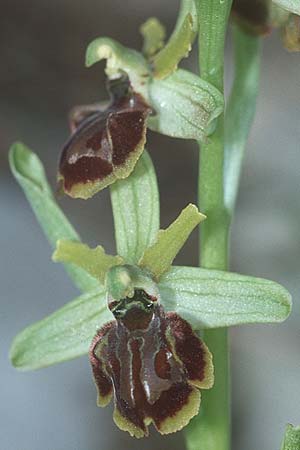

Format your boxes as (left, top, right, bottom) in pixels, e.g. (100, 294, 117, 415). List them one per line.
(139, 204, 205, 280)
(9, 141, 52, 195)
(140, 17, 166, 57)
(53, 240, 124, 284)
(152, 0, 198, 79)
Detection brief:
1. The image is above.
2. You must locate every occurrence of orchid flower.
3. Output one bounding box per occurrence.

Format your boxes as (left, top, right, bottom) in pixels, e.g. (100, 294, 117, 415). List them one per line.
(58, 0, 224, 199)
(9, 142, 291, 437)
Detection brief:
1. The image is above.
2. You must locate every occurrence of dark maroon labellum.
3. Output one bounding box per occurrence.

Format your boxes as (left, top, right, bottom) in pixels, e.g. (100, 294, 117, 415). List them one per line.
(89, 289, 214, 437)
(58, 77, 151, 199)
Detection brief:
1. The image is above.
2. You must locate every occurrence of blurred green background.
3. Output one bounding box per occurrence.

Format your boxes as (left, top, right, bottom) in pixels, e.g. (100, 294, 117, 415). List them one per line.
(1, 1, 299, 449)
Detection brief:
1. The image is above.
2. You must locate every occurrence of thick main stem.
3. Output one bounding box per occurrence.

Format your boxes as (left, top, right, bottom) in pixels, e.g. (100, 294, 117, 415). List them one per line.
(197, 125, 230, 450)
(185, 1, 232, 450)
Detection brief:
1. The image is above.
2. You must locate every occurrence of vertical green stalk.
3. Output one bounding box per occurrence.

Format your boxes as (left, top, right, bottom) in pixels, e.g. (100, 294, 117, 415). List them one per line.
(224, 24, 261, 217)
(185, 1, 232, 450)
(185, 4, 261, 450)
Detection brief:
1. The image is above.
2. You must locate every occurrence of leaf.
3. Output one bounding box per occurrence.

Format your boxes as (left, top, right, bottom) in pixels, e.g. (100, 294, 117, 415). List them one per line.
(159, 266, 292, 329)
(148, 69, 224, 141)
(140, 17, 166, 57)
(273, 0, 300, 15)
(152, 0, 198, 78)
(224, 24, 261, 214)
(110, 150, 159, 264)
(53, 240, 124, 284)
(85, 37, 150, 97)
(281, 424, 300, 450)
(9, 142, 98, 293)
(139, 205, 205, 280)
(10, 288, 112, 370)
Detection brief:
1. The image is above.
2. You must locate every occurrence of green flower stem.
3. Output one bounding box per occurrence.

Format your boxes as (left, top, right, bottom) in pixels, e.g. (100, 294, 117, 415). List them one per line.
(224, 24, 261, 216)
(185, 1, 232, 450)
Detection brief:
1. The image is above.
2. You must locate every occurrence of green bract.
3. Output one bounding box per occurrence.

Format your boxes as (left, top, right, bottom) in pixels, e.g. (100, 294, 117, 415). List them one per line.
(281, 424, 300, 450)
(9, 142, 98, 293)
(9, 143, 292, 371)
(110, 150, 159, 264)
(273, 0, 300, 15)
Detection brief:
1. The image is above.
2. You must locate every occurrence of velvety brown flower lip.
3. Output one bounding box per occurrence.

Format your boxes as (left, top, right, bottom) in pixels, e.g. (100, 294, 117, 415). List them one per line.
(89, 289, 214, 438)
(231, 0, 272, 35)
(58, 77, 151, 199)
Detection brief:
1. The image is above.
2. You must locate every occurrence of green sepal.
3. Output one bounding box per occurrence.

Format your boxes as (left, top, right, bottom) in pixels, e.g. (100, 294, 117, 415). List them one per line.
(140, 17, 166, 57)
(159, 266, 292, 329)
(273, 0, 300, 15)
(9, 264, 291, 371)
(53, 240, 124, 284)
(139, 204, 205, 280)
(152, 0, 198, 78)
(85, 37, 150, 98)
(8, 142, 98, 293)
(10, 288, 111, 371)
(281, 424, 300, 450)
(105, 264, 158, 300)
(110, 150, 160, 264)
(148, 69, 224, 141)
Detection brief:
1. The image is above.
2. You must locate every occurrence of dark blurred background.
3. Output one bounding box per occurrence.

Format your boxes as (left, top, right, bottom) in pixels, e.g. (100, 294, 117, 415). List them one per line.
(1, 1, 300, 449)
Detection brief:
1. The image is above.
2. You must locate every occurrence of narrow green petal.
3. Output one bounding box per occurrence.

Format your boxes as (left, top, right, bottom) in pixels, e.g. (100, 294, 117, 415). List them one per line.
(139, 205, 205, 280)
(140, 17, 166, 57)
(281, 424, 300, 450)
(53, 240, 124, 284)
(273, 0, 300, 15)
(110, 150, 159, 264)
(224, 25, 261, 214)
(148, 69, 224, 141)
(152, 0, 198, 78)
(159, 266, 292, 329)
(85, 37, 150, 97)
(10, 288, 111, 371)
(9, 142, 98, 293)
